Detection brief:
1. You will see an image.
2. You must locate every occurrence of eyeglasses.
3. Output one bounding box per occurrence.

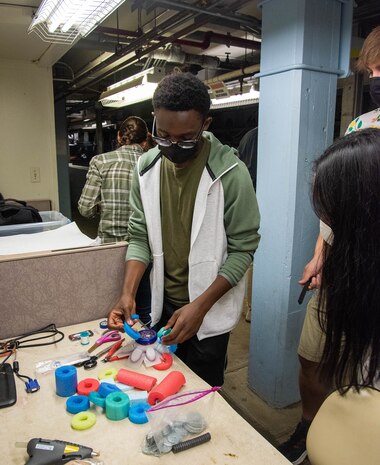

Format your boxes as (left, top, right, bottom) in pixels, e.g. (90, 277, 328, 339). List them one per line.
(151, 117, 204, 149)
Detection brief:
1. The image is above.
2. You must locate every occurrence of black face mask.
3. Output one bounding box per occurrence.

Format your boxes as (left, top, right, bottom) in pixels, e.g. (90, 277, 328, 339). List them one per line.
(159, 143, 199, 165)
(369, 77, 380, 108)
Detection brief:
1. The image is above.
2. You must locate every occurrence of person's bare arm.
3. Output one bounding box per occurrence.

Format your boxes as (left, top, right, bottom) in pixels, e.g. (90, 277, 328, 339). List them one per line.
(299, 234, 324, 289)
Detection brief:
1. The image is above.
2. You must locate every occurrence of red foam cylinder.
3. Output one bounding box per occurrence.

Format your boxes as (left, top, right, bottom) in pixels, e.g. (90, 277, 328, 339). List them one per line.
(148, 370, 186, 405)
(77, 378, 100, 396)
(116, 369, 157, 391)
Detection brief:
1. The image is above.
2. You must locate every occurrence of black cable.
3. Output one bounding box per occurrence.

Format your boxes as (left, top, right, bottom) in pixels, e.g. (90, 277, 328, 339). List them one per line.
(13, 360, 40, 393)
(5, 323, 64, 349)
(0, 323, 64, 372)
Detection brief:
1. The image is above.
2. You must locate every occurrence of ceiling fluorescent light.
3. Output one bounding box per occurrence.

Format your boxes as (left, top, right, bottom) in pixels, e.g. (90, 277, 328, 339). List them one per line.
(209, 84, 259, 109)
(28, 0, 127, 44)
(99, 67, 164, 108)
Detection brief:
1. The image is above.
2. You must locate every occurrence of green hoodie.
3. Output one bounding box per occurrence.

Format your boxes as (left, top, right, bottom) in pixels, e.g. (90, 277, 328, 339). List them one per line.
(127, 131, 260, 287)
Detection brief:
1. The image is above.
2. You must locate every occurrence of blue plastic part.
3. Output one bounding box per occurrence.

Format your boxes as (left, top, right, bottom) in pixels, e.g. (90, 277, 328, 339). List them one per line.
(105, 391, 130, 421)
(123, 321, 141, 341)
(131, 313, 140, 319)
(66, 395, 90, 414)
(89, 391, 106, 408)
(99, 319, 108, 329)
(25, 379, 40, 393)
(136, 329, 157, 345)
(98, 382, 121, 398)
(128, 402, 150, 424)
(157, 327, 172, 338)
(55, 365, 78, 397)
(168, 344, 178, 354)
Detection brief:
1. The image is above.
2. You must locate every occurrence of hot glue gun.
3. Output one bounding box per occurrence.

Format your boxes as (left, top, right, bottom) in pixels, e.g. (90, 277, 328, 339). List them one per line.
(24, 438, 99, 465)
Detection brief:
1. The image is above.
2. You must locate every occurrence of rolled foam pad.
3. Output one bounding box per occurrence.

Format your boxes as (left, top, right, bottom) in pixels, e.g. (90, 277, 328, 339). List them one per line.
(77, 378, 100, 396)
(105, 391, 130, 421)
(117, 368, 157, 391)
(55, 365, 77, 397)
(66, 395, 90, 414)
(148, 371, 186, 405)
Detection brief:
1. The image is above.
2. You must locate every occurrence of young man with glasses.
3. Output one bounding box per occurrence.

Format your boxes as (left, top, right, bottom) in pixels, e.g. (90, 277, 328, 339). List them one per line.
(107, 72, 260, 386)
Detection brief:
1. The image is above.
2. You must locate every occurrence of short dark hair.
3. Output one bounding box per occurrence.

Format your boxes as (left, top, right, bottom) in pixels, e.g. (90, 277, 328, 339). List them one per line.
(153, 72, 210, 118)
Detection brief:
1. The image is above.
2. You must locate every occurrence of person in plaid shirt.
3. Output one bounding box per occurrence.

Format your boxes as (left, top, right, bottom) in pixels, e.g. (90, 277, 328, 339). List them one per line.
(78, 116, 151, 243)
(78, 116, 154, 324)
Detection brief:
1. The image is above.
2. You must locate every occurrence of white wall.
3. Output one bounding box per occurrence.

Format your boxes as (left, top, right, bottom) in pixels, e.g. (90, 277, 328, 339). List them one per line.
(0, 59, 59, 209)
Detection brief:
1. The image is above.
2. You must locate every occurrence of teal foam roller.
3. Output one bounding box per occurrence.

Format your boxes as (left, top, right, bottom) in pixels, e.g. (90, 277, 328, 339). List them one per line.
(105, 391, 130, 421)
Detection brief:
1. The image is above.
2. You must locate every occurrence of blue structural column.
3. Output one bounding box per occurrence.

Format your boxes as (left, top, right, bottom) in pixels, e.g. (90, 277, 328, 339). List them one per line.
(249, 0, 353, 407)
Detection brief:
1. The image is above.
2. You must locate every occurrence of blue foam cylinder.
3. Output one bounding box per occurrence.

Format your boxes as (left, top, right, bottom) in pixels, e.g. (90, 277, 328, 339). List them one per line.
(55, 365, 78, 397)
(66, 395, 90, 414)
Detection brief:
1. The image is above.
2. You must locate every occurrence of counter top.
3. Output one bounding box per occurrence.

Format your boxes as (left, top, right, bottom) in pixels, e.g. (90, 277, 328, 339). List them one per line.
(1, 319, 290, 465)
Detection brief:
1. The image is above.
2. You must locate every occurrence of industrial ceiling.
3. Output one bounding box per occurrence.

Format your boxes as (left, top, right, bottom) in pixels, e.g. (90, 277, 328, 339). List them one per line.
(0, 0, 379, 128)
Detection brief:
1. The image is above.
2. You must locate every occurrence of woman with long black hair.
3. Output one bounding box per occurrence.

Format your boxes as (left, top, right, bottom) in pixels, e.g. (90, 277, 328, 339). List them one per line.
(312, 127, 380, 391)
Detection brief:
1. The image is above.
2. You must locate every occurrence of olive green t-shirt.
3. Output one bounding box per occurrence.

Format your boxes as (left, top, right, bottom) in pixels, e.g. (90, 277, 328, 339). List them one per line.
(160, 139, 210, 306)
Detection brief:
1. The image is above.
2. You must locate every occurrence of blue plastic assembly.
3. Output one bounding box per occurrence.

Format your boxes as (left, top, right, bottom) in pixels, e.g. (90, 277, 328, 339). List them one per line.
(55, 365, 78, 397)
(66, 395, 90, 414)
(105, 391, 130, 421)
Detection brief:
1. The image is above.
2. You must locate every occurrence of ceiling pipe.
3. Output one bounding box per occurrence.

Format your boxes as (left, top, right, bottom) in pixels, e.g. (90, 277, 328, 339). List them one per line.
(204, 63, 260, 84)
(65, 0, 228, 94)
(65, 0, 252, 96)
(67, 8, 194, 88)
(140, 0, 261, 33)
(95, 27, 261, 51)
(148, 46, 220, 69)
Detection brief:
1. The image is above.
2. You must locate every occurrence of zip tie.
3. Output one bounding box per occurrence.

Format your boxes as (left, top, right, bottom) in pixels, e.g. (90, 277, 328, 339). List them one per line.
(172, 432, 211, 453)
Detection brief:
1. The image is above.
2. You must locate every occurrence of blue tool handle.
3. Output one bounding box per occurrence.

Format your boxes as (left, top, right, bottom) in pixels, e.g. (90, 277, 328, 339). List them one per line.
(25, 438, 93, 465)
(123, 320, 141, 341)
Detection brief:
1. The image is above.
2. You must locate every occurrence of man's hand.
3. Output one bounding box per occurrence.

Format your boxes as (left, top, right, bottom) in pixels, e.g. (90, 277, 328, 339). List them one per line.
(161, 302, 206, 345)
(107, 294, 136, 331)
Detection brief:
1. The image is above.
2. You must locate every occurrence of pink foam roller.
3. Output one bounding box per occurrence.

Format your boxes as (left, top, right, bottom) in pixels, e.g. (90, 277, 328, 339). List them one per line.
(148, 370, 186, 405)
(116, 369, 157, 391)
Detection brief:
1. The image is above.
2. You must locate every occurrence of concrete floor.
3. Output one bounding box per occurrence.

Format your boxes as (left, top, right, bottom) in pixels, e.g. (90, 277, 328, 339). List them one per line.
(222, 304, 310, 465)
(73, 212, 309, 464)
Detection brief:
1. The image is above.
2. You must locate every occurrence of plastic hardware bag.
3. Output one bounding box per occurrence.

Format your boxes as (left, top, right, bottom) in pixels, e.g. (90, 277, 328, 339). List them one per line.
(143, 386, 220, 456)
(35, 352, 91, 374)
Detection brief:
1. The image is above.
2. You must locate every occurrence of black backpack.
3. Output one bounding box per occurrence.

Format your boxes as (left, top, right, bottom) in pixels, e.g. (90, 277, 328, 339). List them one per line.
(0, 194, 42, 226)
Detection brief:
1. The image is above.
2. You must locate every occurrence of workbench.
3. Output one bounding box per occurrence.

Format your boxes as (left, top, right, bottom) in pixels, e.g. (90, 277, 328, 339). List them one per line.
(1, 319, 291, 465)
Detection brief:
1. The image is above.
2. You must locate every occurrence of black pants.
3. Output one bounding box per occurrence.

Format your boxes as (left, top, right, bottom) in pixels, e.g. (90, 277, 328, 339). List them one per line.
(154, 300, 230, 387)
(135, 263, 152, 325)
